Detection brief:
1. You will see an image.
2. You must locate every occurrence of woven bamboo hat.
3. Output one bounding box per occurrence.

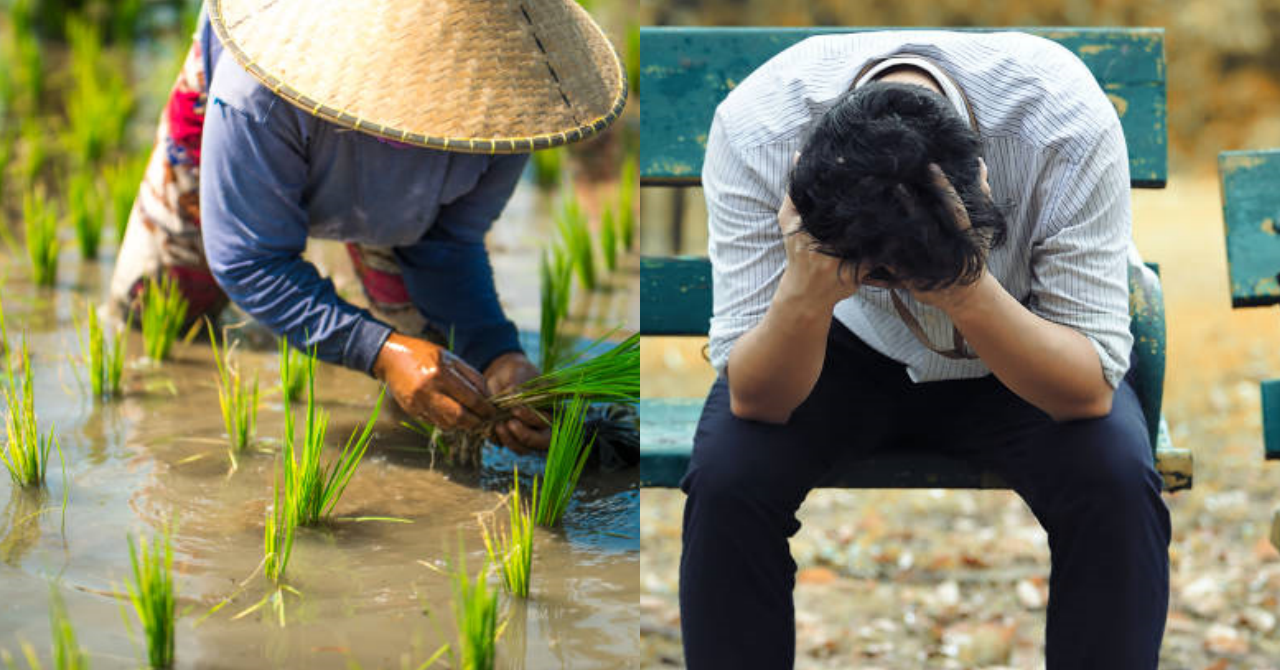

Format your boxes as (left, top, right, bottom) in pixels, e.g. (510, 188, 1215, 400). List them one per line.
(208, 0, 627, 154)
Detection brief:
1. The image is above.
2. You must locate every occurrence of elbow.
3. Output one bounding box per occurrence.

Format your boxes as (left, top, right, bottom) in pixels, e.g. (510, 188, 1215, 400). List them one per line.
(1046, 388, 1115, 422)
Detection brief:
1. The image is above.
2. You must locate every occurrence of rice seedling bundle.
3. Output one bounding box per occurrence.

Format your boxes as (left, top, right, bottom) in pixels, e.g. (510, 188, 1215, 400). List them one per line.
(125, 528, 175, 669)
(282, 350, 385, 526)
(75, 302, 128, 400)
(492, 332, 639, 414)
(277, 338, 306, 405)
(534, 396, 595, 528)
(531, 146, 563, 191)
(600, 205, 618, 273)
(0, 133, 13, 199)
(448, 547, 501, 670)
(481, 467, 537, 597)
(139, 275, 188, 361)
(618, 155, 637, 249)
(106, 154, 146, 242)
(556, 192, 596, 291)
(17, 122, 47, 190)
(66, 172, 104, 261)
(48, 583, 88, 670)
(2, 1, 43, 117)
(23, 190, 59, 288)
(208, 324, 259, 470)
(263, 467, 295, 585)
(1, 338, 58, 488)
(538, 246, 574, 373)
(63, 17, 133, 168)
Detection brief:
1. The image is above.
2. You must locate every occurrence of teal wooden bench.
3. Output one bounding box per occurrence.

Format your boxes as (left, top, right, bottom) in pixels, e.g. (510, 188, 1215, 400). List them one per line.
(639, 27, 1193, 493)
(1219, 149, 1280, 545)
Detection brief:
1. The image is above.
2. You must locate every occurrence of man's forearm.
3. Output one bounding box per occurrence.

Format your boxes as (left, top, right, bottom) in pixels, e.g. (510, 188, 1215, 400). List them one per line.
(726, 286, 836, 423)
(945, 273, 1114, 421)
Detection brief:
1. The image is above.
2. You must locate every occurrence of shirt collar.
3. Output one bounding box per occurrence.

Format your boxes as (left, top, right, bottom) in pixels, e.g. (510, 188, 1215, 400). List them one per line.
(853, 55, 976, 132)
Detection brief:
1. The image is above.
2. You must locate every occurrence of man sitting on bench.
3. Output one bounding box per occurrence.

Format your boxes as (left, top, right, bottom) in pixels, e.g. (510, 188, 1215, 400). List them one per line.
(680, 32, 1171, 669)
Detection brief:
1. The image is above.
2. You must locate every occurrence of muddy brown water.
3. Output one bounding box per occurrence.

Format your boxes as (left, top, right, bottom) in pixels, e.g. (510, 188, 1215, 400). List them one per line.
(0, 184, 640, 669)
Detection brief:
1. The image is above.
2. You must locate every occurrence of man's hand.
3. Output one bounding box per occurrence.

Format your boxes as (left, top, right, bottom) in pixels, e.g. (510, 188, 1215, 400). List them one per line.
(909, 163, 993, 313)
(483, 351, 552, 453)
(373, 332, 497, 431)
(776, 193, 860, 309)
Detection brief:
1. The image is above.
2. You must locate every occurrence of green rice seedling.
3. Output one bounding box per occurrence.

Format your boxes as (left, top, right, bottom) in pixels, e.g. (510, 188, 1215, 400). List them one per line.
(0, 294, 9, 362)
(447, 544, 501, 670)
(492, 332, 639, 413)
(125, 528, 175, 669)
(106, 154, 147, 242)
(208, 323, 259, 471)
(74, 302, 129, 399)
(626, 23, 639, 95)
(47, 583, 88, 670)
(63, 17, 133, 168)
(481, 467, 537, 598)
(534, 396, 595, 528)
(263, 467, 295, 585)
(17, 122, 47, 191)
(66, 172, 104, 261)
(277, 338, 306, 405)
(23, 190, 59, 287)
(402, 418, 452, 468)
(617, 155, 637, 249)
(538, 246, 574, 372)
(2, 2, 43, 117)
(530, 146, 563, 191)
(2, 339, 59, 488)
(282, 350, 385, 526)
(0, 584, 88, 670)
(0, 132, 14, 203)
(600, 205, 618, 273)
(556, 192, 596, 291)
(139, 275, 188, 361)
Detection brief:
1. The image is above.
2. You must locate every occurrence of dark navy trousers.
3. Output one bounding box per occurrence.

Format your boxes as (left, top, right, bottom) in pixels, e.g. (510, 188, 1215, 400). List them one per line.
(679, 321, 1170, 669)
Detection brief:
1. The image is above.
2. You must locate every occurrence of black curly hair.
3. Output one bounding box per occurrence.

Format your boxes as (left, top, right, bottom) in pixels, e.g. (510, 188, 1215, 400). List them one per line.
(788, 81, 1006, 291)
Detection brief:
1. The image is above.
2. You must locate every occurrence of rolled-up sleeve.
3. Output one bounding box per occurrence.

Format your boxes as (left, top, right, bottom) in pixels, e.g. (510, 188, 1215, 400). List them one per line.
(395, 153, 528, 371)
(1028, 119, 1134, 389)
(705, 112, 789, 374)
(200, 85, 392, 374)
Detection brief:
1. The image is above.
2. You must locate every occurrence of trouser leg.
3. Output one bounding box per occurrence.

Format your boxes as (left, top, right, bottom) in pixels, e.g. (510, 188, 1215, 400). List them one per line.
(678, 323, 907, 669)
(939, 374, 1170, 669)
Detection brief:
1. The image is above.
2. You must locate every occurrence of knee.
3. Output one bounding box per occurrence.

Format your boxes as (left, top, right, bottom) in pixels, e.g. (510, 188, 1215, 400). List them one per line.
(1047, 412, 1162, 505)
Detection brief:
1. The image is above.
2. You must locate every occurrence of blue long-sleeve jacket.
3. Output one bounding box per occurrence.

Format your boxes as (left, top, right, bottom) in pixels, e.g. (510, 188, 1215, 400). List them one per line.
(197, 18, 528, 374)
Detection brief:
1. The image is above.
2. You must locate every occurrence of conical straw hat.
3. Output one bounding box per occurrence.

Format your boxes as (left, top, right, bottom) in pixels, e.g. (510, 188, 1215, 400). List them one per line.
(208, 0, 627, 154)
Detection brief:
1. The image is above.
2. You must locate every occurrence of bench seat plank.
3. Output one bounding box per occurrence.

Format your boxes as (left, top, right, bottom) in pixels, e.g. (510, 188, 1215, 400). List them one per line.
(640, 397, 1191, 492)
(640, 27, 1167, 187)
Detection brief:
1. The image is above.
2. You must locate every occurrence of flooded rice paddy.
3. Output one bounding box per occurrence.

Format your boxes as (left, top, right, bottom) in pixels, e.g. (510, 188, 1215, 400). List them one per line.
(0, 183, 640, 669)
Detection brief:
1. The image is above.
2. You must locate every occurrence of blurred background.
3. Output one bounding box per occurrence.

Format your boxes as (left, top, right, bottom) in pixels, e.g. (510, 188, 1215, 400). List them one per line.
(637, 1, 1280, 668)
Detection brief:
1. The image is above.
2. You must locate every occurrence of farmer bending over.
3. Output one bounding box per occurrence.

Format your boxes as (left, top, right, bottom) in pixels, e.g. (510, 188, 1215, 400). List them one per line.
(109, 0, 626, 452)
(680, 32, 1170, 669)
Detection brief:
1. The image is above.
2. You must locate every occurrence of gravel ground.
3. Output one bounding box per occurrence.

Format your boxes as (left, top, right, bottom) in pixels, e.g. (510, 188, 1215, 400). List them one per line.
(640, 175, 1280, 669)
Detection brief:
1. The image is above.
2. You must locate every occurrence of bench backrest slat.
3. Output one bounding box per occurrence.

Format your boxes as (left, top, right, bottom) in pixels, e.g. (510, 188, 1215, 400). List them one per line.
(1220, 149, 1280, 308)
(640, 27, 1167, 188)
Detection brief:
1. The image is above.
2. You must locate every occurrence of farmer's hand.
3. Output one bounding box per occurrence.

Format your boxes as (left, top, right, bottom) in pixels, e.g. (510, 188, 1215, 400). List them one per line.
(909, 163, 993, 313)
(776, 192, 860, 309)
(373, 332, 497, 431)
(483, 352, 552, 453)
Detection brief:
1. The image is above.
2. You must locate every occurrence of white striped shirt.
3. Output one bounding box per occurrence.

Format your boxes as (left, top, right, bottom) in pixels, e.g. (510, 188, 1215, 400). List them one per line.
(705, 31, 1139, 389)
